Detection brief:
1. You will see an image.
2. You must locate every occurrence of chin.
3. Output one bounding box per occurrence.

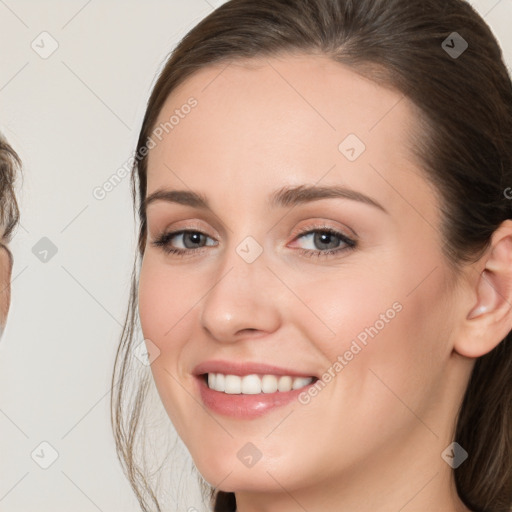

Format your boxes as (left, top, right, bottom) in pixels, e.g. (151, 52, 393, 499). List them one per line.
(196, 460, 298, 494)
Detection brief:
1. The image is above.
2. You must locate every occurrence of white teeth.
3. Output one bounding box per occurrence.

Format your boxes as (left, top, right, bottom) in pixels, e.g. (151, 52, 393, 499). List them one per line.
(206, 373, 314, 394)
(241, 374, 261, 394)
(292, 377, 313, 390)
(215, 373, 225, 392)
(277, 376, 292, 392)
(224, 374, 242, 394)
(261, 374, 278, 393)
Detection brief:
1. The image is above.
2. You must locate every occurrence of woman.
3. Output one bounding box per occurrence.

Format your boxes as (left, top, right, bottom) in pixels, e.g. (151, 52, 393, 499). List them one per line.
(0, 133, 20, 339)
(112, 0, 512, 511)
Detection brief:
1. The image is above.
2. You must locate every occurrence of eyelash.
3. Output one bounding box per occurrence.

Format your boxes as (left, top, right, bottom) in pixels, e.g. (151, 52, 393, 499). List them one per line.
(151, 224, 357, 260)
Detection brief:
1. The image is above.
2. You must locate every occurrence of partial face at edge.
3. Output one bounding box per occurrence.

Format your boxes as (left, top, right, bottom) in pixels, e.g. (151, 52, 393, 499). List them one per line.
(137, 54, 466, 494)
(0, 236, 13, 337)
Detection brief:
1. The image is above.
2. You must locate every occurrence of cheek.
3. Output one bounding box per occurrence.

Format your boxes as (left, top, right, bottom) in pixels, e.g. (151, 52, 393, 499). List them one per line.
(299, 257, 452, 421)
(138, 255, 189, 348)
(138, 257, 189, 398)
(138, 259, 166, 342)
(138, 256, 198, 432)
(294, 265, 406, 361)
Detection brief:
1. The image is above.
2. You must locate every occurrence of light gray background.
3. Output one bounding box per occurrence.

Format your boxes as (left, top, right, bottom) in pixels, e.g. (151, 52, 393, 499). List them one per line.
(0, 1, 510, 511)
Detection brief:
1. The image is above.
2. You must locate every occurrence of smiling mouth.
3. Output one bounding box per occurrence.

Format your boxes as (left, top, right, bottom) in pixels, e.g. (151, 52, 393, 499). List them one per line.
(201, 373, 319, 394)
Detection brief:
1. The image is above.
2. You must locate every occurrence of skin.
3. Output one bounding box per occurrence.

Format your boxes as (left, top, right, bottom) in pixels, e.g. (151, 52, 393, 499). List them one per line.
(0, 239, 13, 335)
(138, 53, 512, 512)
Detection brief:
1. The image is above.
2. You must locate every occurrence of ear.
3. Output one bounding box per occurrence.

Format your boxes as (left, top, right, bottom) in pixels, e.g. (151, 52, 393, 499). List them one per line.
(454, 219, 512, 358)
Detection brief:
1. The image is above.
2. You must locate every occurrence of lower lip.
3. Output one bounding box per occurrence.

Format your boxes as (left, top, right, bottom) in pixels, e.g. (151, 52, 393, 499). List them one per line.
(195, 375, 317, 419)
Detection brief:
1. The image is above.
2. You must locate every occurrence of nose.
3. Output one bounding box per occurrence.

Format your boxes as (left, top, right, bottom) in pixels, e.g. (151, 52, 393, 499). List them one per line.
(199, 245, 283, 344)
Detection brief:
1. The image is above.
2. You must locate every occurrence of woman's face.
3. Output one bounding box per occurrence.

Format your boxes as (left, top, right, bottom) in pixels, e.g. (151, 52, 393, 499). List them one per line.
(139, 54, 472, 499)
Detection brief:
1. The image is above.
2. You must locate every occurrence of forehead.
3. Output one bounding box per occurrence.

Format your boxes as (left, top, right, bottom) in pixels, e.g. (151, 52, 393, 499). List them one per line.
(146, 53, 435, 218)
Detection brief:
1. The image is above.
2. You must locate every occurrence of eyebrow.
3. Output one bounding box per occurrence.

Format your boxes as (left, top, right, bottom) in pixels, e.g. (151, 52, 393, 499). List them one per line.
(143, 184, 388, 214)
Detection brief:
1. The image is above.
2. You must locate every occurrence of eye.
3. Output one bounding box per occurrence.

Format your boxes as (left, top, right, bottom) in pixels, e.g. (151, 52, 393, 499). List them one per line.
(151, 225, 357, 259)
(152, 230, 217, 256)
(292, 226, 356, 258)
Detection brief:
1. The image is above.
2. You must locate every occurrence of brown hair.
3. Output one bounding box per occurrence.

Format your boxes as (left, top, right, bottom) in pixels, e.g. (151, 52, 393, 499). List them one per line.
(111, 1, 512, 511)
(0, 133, 21, 242)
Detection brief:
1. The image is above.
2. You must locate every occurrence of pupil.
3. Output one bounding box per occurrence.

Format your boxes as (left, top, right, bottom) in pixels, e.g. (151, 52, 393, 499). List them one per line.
(316, 232, 337, 249)
(185, 232, 202, 248)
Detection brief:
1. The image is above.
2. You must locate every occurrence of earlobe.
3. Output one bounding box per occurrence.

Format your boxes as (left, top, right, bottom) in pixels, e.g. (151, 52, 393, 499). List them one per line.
(455, 221, 512, 358)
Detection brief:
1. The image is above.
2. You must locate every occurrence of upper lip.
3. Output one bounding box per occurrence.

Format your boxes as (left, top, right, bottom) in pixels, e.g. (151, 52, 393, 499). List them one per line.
(193, 359, 318, 378)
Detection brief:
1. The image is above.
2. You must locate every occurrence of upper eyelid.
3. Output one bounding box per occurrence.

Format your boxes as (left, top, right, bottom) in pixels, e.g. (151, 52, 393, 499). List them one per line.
(149, 216, 357, 236)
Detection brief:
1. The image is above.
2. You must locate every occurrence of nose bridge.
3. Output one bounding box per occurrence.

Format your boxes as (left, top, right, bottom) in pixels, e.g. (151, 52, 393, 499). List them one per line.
(199, 234, 281, 342)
